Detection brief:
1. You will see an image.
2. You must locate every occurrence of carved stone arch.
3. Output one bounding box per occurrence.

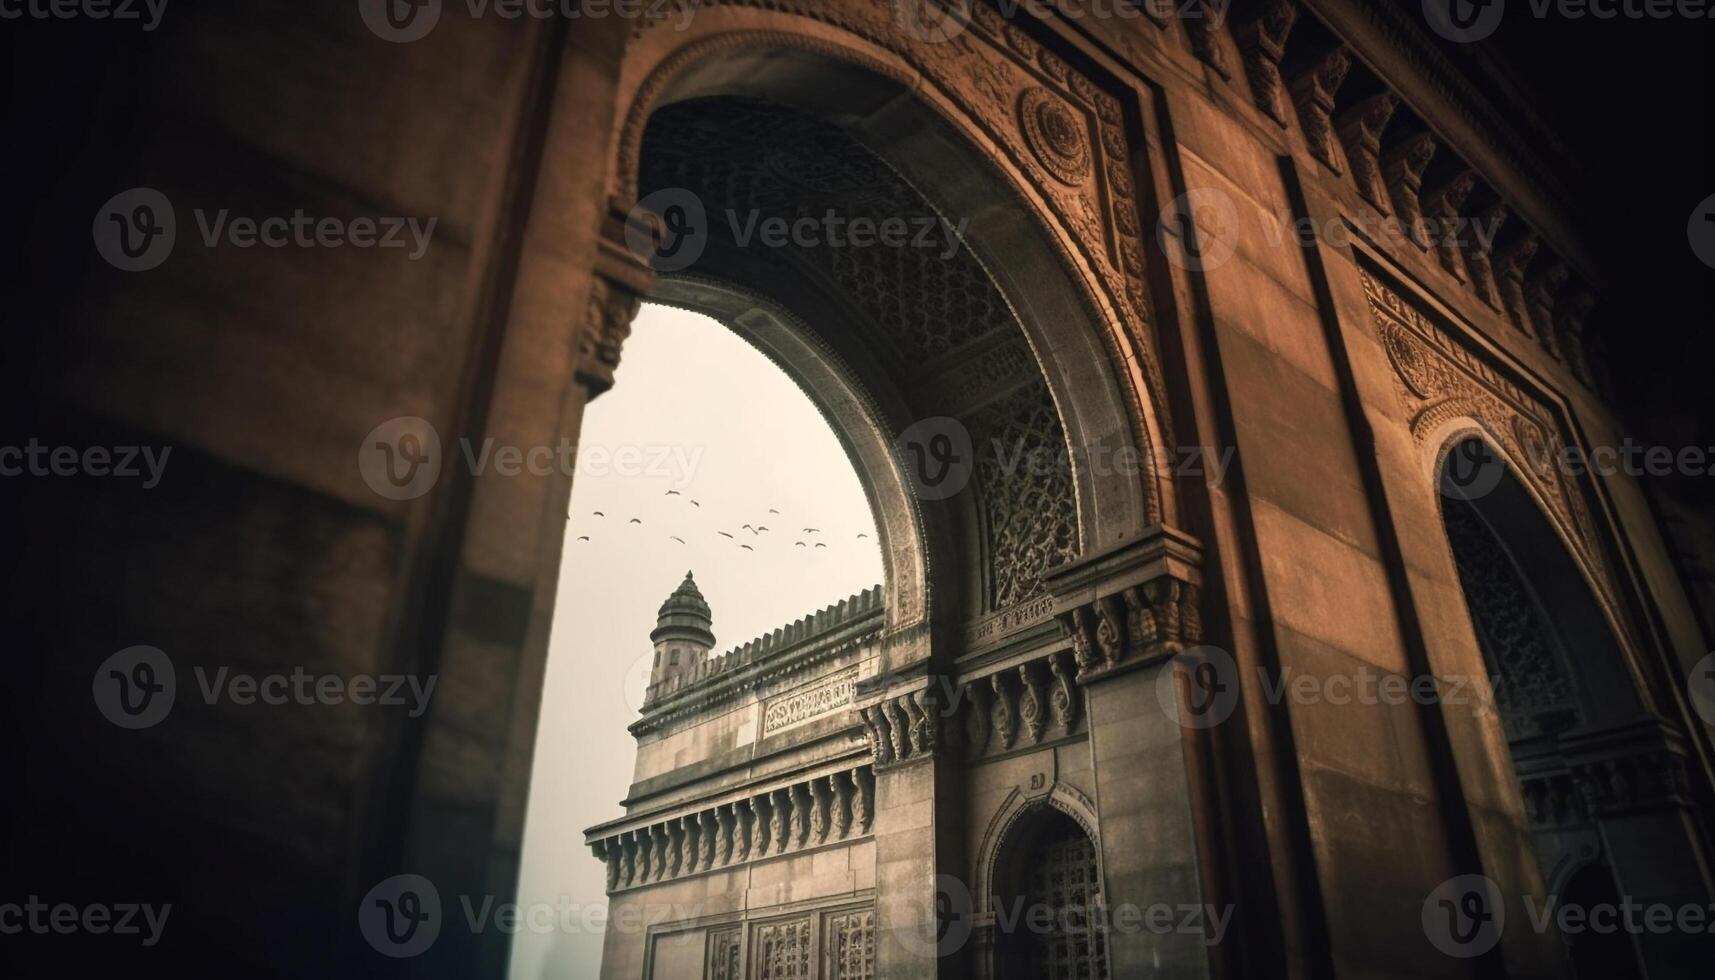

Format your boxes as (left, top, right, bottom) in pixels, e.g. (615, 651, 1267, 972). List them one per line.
(648, 275, 938, 633)
(974, 781, 1103, 914)
(1425, 421, 1651, 720)
(605, 7, 1179, 562)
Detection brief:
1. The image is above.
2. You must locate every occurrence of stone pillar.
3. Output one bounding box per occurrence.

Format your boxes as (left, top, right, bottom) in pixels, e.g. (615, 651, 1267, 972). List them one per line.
(1047, 528, 1212, 978)
(868, 705, 966, 980)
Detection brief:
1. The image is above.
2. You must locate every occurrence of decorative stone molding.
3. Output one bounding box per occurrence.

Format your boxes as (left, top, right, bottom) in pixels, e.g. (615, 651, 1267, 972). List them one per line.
(1048, 527, 1205, 684)
(1335, 92, 1398, 210)
(1359, 269, 1628, 633)
(1234, 0, 1299, 126)
(1461, 201, 1507, 310)
(859, 687, 940, 768)
(1492, 231, 1542, 337)
(1288, 46, 1352, 173)
(588, 764, 879, 893)
(1018, 86, 1091, 186)
(578, 202, 653, 397)
(1421, 170, 1476, 282)
(1183, 0, 1233, 79)
(1561, 722, 1694, 819)
(1382, 132, 1436, 247)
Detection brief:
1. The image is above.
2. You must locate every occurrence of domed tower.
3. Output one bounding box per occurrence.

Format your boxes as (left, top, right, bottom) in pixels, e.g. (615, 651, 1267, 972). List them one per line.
(648, 570, 715, 696)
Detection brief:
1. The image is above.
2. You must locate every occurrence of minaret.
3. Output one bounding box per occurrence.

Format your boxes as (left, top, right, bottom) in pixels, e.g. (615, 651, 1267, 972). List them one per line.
(647, 571, 715, 699)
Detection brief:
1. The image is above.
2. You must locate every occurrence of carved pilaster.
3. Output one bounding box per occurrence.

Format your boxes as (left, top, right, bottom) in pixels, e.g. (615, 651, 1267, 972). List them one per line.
(1184, 0, 1232, 79)
(1383, 132, 1437, 247)
(830, 773, 852, 840)
(1493, 230, 1541, 337)
(1234, 0, 1299, 125)
(1462, 202, 1507, 309)
(770, 788, 791, 855)
(578, 202, 654, 397)
(749, 796, 769, 858)
(1048, 650, 1079, 734)
(1289, 47, 1352, 173)
(1526, 260, 1570, 359)
(990, 671, 1018, 750)
(1018, 662, 1047, 744)
(1422, 170, 1478, 282)
(700, 810, 717, 871)
(1335, 92, 1399, 210)
(1049, 527, 1205, 684)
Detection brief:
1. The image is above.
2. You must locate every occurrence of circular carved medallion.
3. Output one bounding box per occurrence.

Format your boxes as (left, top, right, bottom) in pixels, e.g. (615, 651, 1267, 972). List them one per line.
(1380, 322, 1445, 398)
(1512, 415, 1555, 478)
(1019, 87, 1090, 186)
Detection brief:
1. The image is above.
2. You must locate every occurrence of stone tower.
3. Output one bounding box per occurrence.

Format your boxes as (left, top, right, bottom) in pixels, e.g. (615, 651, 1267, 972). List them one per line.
(647, 571, 715, 700)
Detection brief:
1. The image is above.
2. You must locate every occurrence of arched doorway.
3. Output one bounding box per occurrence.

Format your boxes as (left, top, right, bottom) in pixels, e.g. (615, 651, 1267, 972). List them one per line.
(990, 807, 1109, 980)
(1438, 436, 1708, 975)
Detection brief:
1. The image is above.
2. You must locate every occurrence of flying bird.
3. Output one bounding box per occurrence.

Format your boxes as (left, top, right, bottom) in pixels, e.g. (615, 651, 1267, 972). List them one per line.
(665, 490, 680, 496)
(576, 536, 590, 542)
(756, 525, 769, 533)
(802, 527, 820, 534)
(593, 511, 604, 517)
(690, 500, 700, 508)
(742, 524, 754, 532)
(718, 531, 734, 539)
(795, 541, 807, 548)
(768, 508, 780, 515)
(740, 544, 754, 551)
(670, 536, 685, 544)
(628, 518, 643, 525)
(815, 543, 827, 549)
(856, 533, 869, 539)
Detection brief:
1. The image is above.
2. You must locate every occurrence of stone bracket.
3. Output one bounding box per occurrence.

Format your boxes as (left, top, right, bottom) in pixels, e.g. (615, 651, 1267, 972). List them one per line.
(1046, 526, 1204, 685)
(576, 199, 656, 397)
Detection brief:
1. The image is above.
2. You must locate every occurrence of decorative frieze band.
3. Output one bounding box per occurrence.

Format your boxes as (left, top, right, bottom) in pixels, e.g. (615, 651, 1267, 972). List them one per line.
(591, 765, 876, 893)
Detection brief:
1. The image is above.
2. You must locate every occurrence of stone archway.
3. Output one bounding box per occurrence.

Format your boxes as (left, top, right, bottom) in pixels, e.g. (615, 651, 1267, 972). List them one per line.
(985, 804, 1109, 980)
(1437, 436, 1713, 977)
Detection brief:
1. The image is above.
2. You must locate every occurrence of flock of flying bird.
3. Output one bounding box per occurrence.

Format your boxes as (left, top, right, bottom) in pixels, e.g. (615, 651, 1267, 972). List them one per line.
(572, 490, 872, 553)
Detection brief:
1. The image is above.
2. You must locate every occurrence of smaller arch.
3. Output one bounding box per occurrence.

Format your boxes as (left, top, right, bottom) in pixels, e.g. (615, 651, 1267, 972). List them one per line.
(974, 781, 1103, 914)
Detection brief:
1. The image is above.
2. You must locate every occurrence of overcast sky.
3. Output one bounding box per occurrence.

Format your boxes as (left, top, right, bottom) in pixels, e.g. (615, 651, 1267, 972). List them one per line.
(510, 303, 883, 979)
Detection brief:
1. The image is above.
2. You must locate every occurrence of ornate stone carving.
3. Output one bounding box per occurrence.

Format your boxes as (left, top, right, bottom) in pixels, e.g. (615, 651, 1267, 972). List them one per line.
(1234, 0, 1300, 125)
(700, 810, 718, 870)
(1492, 230, 1541, 337)
(1360, 270, 1625, 632)
(771, 788, 791, 855)
(619, 832, 636, 887)
(1018, 87, 1091, 186)
(1335, 92, 1399, 210)
(1554, 287, 1596, 386)
(859, 704, 893, 765)
(1461, 201, 1508, 309)
(1289, 47, 1352, 173)
(826, 908, 877, 980)
(754, 916, 812, 979)
(1050, 528, 1206, 683)
(883, 697, 912, 762)
(791, 783, 813, 849)
(852, 767, 873, 834)
(1017, 662, 1047, 744)
(990, 672, 1018, 750)
(830, 773, 852, 840)
(750, 795, 769, 858)
(1183, 0, 1232, 79)
(1526, 260, 1570, 359)
(1422, 170, 1477, 282)
(1049, 651, 1079, 734)
(1382, 132, 1437, 247)
(732, 802, 750, 863)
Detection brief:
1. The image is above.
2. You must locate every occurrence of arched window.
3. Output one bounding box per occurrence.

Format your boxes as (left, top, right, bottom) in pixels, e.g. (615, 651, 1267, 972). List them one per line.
(991, 808, 1108, 980)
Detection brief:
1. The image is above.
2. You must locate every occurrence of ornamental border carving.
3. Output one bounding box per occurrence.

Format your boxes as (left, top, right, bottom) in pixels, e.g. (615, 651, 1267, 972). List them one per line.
(1359, 268, 1629, 642)
(609, 0, 1175, 524)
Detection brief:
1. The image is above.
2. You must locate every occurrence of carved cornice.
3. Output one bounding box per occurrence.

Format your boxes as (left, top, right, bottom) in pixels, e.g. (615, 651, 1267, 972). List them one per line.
(1046, 525, 1204, 684)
